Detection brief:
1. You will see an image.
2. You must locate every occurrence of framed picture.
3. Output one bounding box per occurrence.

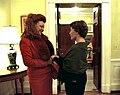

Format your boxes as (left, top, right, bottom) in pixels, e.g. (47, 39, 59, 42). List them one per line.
(20, 15, 27, 33)
(88, 24, 93, 33)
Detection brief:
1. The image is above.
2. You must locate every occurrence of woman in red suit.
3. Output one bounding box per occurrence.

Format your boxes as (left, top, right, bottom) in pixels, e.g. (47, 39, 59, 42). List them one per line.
(20, 13, 55, 95)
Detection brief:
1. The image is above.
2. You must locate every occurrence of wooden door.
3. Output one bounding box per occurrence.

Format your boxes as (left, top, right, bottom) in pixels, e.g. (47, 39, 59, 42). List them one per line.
(93, 4, 101, 91)
(57, 24, 75, 57)
(56, 24, 75, 92)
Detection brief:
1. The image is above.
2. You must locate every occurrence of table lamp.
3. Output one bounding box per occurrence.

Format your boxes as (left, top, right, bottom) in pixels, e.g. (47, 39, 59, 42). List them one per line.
(0, 26, 20, 70)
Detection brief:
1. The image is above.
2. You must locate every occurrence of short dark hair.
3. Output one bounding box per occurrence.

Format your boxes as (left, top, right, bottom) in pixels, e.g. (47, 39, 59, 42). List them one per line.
(70, 20, 88, 38)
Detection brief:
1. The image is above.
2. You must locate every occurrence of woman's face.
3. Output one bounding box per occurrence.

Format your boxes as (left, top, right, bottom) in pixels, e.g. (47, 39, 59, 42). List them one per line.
(35, 21, 45, 34)
(69, 27, 78, 40)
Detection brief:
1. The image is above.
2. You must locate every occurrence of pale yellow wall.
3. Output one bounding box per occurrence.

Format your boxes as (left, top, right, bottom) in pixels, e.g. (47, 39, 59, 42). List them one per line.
(11, 0, 46, 36)
(0, 0, 11, 26)
(0, 0, 120, 59)
(111, 0, 120, 58)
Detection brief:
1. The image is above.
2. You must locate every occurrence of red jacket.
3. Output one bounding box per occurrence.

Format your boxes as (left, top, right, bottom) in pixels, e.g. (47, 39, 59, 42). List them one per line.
(20, 37, 55, 95)
(20, 37, 52, 78)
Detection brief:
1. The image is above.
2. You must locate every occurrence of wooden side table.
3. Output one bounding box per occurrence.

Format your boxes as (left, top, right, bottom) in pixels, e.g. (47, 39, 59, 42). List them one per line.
(0, 66, 27, 95)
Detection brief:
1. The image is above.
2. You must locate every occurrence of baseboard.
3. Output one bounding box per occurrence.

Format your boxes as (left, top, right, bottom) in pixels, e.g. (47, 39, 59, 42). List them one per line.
(111, 84, 120, 91)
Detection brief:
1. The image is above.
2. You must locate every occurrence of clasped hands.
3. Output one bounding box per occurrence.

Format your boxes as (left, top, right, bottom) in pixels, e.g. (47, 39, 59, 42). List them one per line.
(48, 55, 59, 65)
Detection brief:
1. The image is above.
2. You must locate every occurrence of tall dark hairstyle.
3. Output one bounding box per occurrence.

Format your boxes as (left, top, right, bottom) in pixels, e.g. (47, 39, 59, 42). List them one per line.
(21, 13, 54, 55)
(21, 13, 46, 39)
(70, 20, 88, 38)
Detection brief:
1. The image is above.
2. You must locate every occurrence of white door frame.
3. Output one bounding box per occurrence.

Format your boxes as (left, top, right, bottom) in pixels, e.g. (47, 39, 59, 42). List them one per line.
(46, 0, 111, 93)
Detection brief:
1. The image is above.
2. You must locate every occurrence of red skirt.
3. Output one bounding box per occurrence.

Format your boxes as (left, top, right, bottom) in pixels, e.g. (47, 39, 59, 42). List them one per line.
(29, 72, 52, 95)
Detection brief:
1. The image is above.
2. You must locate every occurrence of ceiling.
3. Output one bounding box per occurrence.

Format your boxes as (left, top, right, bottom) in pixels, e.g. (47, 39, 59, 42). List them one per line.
(56, 3, 99, 8)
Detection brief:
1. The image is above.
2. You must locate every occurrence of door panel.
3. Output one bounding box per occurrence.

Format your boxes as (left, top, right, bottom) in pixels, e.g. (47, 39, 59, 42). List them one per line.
(93, 5, 101, 91)
(56, 24, 74, 93)
(57, 24, 74, 57)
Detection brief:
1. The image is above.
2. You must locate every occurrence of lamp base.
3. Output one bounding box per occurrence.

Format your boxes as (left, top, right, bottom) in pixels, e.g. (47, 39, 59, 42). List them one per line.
(7, 48, 19, 70)
(7, 64, 19, 70)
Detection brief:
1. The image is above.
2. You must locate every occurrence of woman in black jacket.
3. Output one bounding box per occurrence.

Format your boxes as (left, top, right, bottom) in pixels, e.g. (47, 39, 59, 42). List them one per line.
(63, 20, 89, 95)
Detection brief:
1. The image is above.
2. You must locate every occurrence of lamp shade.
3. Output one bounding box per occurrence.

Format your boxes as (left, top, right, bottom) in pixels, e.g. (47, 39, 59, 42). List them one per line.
(0, 26, 20, 44)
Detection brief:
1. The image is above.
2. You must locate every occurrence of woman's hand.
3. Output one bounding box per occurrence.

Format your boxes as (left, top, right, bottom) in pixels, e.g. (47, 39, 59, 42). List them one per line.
(48, 54, 59, 65)
(51, 54, 59, 60)
(48, 57, 53, 65)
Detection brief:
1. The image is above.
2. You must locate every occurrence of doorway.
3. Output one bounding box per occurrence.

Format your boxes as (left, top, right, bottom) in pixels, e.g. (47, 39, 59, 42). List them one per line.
(46, 0, 111, 93)
(56, 3, 101, 93)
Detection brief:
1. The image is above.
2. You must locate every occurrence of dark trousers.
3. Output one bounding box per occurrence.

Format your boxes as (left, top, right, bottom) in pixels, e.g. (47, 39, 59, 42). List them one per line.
(64, 71, 87, 95)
